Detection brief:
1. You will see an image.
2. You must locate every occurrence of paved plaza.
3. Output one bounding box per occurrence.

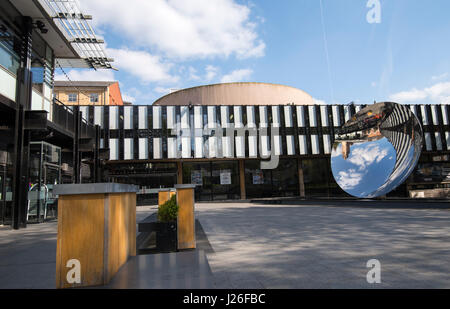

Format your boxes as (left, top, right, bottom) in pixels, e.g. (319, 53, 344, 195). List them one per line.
(0, 206, 156, 289)
(1, 202, 450, 288)
(197, 202, 450, 289)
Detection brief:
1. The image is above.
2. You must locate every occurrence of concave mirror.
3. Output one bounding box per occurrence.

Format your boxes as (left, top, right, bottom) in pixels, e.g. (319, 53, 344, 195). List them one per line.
(331, 102, 423, 198)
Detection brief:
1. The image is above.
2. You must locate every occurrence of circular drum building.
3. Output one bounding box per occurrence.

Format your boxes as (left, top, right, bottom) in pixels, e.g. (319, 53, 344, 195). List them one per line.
(153, 82, 315, 106)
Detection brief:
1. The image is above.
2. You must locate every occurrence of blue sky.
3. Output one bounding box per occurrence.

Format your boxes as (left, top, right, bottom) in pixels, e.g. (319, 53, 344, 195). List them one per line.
(55, 0, 450, 106)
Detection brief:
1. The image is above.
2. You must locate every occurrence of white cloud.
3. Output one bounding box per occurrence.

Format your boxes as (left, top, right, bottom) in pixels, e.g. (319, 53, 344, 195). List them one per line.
(54, 69, 115, 81)
(432, 73, 448, 81)
(205, 65, 219, 81)
(80, 0, 265, 60)
(154, 87, 179, 95)
(188, 67, 200, 81)
(313, 98, 327, 105)
(122, 93, 136, 103)
(106, 48, 178, 84)
(389, 81, 450, 104)
(389, 88, 428, 102)
(337, 169, 363, 190)
(220, 68, 253, 83)
(348, 144, 388, 171)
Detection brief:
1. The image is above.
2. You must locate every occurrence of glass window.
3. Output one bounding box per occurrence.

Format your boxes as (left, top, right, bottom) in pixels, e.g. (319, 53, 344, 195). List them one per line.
(0, 27, 19, 75)
(0, 149, 13, 225)
(90, 93, 99, 103)
(108, 163, 177, 206)
(272, 159, 299, 197)
(302, 158, 331, 197)
(68, 93, 77, 102)
(31, 54, 44, 93)
(183, 162, 212, 201)
(245, 160, 273, 198)
(0, 174, 2, 201)
(182, 161, 240, 201)
(245, 159, 299, 198)
(27, 142, 61, 223)
(211, 161, 239, 200)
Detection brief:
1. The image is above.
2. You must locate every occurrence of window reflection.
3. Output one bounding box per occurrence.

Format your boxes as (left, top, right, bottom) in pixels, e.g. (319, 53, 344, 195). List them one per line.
(245, 159, 299, 198)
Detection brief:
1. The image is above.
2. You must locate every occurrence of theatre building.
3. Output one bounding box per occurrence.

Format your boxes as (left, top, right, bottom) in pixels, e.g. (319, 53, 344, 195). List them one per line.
(83, 82, 450, 203)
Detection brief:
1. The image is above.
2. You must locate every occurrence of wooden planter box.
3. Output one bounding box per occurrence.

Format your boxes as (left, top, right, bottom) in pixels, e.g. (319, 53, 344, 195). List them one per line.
(137, 184, 196, 253)
(175, 184, 196, 250)
(53, 183, 138, 288)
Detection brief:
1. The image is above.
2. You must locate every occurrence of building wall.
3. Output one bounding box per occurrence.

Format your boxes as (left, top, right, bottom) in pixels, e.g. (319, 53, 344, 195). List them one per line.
(88, 103, 450, 162)
(55, 87, 107, 105)
(54, 82, 124, 106)
(108, 82, 124, 106)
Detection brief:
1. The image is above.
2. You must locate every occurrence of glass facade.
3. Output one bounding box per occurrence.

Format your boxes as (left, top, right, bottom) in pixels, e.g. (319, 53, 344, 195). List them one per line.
(0, 36, 19, 75)
(0, 25, 20, 102)
(182, 161, 240, 201)
(27, 142, 61, 223)
(211, 161, 240, 200)
(245, 159, 299, 198)
(183, 162, 212, 201)
(245, 160, 274, 199)
(0, 150, 13, 225)
(30, 42, 53, 94)
(108, 162, 177, 188)
(302, 158, 332, 197)
(107, 162, 178, 205)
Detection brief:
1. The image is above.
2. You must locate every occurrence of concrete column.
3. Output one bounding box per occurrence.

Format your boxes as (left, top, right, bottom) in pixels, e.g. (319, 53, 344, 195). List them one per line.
(239, 160, 246, 200)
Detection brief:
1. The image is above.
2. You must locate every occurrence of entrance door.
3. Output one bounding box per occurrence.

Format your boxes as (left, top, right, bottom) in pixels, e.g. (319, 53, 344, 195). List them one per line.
(43, 164, 60, 220)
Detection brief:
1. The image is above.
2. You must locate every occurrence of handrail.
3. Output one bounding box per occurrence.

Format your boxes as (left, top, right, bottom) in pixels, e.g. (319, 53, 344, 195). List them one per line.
(52, 98, 93, 125)
(53, 97, 74, 114)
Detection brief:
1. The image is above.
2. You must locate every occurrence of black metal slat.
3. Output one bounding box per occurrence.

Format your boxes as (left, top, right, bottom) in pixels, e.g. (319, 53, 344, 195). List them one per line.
(118, 106, 124, 160)
(148, 106, 153, 159)
(228, 106, 235, 158)
(103, 105, 110, 149)
(279, 105, 287, 156)
(316, 105, 324, 155)
(161, 106, 168, 159)
(133, 105, 139, 160)
(304, 106, 312, 155)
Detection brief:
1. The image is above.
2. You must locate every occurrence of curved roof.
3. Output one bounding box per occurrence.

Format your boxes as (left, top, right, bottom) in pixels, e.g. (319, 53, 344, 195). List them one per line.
(153, 82, 314, 106)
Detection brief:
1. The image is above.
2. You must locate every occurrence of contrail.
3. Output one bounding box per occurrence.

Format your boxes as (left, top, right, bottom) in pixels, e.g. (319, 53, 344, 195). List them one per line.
(319, 0, 335, 104)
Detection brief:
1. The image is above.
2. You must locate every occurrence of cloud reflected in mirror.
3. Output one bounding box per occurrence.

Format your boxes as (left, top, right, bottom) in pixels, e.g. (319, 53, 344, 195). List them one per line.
(331, 102, 423, 198)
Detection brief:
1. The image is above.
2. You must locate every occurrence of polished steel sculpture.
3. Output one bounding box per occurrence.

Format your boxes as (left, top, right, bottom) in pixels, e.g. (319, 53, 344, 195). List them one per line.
(331, 102, 423, 198)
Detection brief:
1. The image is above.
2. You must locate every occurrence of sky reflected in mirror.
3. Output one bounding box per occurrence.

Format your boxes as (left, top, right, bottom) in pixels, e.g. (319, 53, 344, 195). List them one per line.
(331, 102, 423, 198)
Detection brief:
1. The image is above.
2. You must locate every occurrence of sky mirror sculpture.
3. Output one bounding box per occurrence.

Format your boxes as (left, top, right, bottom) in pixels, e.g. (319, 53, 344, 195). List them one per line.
(331, 102, 423, 198)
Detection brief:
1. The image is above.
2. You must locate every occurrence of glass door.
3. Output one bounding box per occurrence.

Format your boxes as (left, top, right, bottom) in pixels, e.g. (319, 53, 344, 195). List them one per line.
(0, 169, 4, 225)
(182, 162, 213, 201)
(44, 164, 60, 220)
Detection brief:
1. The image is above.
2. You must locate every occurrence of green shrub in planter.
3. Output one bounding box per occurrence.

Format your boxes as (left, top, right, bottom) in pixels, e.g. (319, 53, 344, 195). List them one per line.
(158, 194, 179, 222)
